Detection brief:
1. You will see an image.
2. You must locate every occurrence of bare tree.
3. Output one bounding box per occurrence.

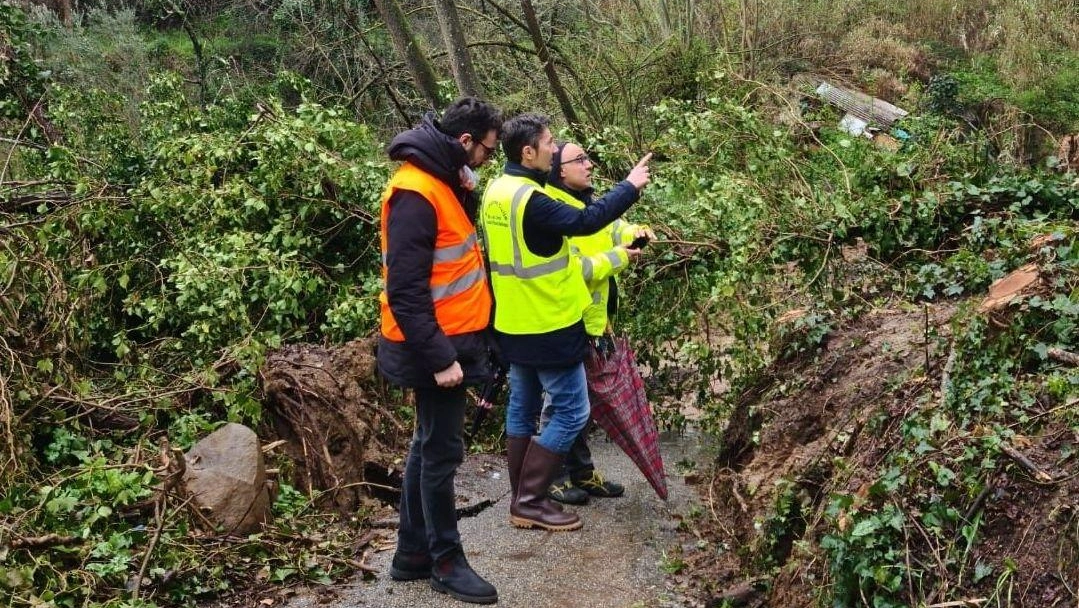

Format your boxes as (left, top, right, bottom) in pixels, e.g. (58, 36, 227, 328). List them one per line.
(371, 0, 441, 108)
(431, 0, 483, 97)
(519, 0, 583, 140)
(17, 0, 71, 26)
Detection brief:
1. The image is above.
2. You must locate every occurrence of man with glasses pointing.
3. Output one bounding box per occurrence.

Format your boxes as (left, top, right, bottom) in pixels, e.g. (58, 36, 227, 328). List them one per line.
(541, 141, 654, 506)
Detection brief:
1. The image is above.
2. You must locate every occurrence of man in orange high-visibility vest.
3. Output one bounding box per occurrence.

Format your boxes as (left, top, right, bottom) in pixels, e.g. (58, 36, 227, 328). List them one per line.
(378, 97, 502, 605)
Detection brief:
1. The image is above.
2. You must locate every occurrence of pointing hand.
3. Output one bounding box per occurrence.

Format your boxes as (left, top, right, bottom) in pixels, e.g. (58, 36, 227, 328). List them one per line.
(626, 153, 653, 190)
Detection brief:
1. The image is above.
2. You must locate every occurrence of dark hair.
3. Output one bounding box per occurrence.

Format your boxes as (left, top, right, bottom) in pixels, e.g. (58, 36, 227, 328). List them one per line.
(439, 97, 503, 143)
(548, 141, 567, 185)
(500, 113, 550, 163)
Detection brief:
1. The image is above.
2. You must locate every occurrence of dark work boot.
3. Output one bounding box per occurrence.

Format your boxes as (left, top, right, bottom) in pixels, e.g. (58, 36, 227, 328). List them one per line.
(510, 439, 582, 531)
(389, 550, 432, 581)
(547, 475, 589, 505)
(430, 551, 498, 604)
(573, 469, 625, 498)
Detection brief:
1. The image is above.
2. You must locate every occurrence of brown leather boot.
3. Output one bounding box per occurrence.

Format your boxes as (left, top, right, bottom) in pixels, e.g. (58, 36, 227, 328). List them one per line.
(506, 436, 531, 497)
(510, 439, 582, 531)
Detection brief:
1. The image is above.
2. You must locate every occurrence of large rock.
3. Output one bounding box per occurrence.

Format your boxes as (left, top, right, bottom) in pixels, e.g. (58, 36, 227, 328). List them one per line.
(182, 423, 272, 535)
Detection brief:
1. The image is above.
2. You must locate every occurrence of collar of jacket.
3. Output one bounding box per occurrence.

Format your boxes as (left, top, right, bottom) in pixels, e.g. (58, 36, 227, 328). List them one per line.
(547, 182, 595, 205)
(503, 162, 548, 187)
(386, 113, 468, 189)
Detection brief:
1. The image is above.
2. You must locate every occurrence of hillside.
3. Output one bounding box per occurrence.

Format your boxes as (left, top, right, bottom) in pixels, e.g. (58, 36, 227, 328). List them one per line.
(671, 299, 1077, 607)
(2, 1, 1077, 606)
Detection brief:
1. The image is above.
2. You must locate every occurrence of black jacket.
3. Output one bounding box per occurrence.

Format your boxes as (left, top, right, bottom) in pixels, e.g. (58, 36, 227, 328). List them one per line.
(492, 163, 638, 367)
(376, 114, 491, 388)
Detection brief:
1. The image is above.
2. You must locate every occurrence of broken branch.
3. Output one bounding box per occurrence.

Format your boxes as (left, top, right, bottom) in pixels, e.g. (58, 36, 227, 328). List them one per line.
(1000, 445, 1053, 482)
(9, 533, 82, 550)
(1047, 347, 1079, 367)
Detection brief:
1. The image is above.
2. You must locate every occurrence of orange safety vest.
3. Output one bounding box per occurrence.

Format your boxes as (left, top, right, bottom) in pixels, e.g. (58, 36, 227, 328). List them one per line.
(379, 162, 491, 341)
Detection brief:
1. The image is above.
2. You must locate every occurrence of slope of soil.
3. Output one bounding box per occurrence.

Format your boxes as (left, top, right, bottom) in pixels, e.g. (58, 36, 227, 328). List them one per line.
(260, 337, 410, 512)
(671, 304, 1078, 607)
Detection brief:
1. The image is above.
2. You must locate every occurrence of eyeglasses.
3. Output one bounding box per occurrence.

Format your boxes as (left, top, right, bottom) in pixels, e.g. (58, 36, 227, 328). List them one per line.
(476, 139, 498, 158)
(564, 153, 590, 165)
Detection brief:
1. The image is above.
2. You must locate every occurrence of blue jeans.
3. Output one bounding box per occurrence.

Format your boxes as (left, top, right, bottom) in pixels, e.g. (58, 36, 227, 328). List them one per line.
(506, 363, 589, 454)
(541, 395, 596, 479)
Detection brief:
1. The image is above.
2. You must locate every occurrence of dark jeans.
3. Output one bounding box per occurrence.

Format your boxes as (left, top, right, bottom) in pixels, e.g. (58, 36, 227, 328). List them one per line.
(563, 425, 596, 480)
(397, 385, 466, 561)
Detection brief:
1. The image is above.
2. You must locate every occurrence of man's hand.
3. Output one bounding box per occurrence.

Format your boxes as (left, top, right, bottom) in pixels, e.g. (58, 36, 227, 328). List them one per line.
(434, 361, 464, 387)
(621, 245, 645, 261)
(626, 153, 653, 191)
(624, 227, 654, 259)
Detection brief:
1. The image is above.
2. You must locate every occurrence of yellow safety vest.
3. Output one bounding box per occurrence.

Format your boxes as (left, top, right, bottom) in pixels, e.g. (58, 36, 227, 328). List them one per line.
(480, 174, 591, 335)
(545, 184, 640, 336)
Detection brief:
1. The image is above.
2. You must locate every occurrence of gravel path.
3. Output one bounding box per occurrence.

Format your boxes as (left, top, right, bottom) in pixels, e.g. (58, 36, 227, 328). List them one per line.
(284, 429, 704, 608)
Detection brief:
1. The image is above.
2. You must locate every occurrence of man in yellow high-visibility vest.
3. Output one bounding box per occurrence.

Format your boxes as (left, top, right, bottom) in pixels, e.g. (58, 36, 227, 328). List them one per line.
(480, 113, 652, 532)
(542, 141, 654, 506)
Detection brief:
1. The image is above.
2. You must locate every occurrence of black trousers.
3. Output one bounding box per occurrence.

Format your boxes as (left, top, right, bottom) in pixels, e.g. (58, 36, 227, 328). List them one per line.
(396, 385, 466, 561)
(563, 423, 596, 480)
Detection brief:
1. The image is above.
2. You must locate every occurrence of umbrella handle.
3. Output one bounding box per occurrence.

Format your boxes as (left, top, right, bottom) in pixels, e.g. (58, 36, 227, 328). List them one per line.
(467, 370, 507, 446)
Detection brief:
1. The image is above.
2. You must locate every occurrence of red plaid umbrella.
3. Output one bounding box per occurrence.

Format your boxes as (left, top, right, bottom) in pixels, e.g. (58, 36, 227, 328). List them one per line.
(584, 336, 668, 500)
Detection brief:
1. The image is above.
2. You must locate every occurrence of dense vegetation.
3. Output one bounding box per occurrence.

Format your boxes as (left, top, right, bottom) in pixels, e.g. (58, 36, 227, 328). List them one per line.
(1, 0, 1076, 606)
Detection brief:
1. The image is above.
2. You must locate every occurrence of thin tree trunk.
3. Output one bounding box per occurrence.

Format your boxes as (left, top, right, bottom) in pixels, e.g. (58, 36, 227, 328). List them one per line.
(55, 0, 72, 27)
(339, 0, 411, 123)
(371, 0, 442, 108)
(684, 0, 696, 46)
(181, 18, 207, 108)
(431, 0, 483, 97)
(467, 0, 605, 124)
(518, 0, 583, 140)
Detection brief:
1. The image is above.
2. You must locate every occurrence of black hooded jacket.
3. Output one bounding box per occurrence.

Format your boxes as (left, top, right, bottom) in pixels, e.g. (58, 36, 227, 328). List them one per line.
(376, 113, 491, 388)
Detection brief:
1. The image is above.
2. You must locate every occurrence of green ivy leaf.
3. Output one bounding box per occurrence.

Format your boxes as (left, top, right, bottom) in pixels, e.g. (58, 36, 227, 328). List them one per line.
(850, 518, 880, 538)
(272, 567, 297, 582)
(46, 494, 78, 514)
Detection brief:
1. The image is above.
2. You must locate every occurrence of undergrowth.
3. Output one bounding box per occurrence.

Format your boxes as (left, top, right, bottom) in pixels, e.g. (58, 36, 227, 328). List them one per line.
(1, 1, 1077, 607)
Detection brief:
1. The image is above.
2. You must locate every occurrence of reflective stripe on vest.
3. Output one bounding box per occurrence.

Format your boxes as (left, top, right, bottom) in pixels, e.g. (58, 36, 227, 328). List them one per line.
(485, 185, 571, 279)
(480, 174, 591, 335)
(580, 250, 624, 283)
(381, 232, 478, 265)
(379, 162, 491, 341)
(545, 183, 634, 336)
(431, 266, 487, 300)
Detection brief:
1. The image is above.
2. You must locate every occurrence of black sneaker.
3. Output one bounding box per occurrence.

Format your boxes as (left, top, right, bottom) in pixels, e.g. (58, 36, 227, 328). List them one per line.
(430, 551, 498, 604)
(547, 478, 589, 505)
(574, 470, 625, 498)
(389, 551, 432, 581)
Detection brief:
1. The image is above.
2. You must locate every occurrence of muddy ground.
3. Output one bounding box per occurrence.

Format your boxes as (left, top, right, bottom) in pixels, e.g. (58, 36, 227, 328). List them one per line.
(668, 304, 1078, 607)
(275, 430, 706, 608)
(246, 303, 1076, 608)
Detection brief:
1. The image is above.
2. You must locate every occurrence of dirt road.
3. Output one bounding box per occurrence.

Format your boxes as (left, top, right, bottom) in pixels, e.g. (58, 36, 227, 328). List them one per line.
(284, 430, 702, 608)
